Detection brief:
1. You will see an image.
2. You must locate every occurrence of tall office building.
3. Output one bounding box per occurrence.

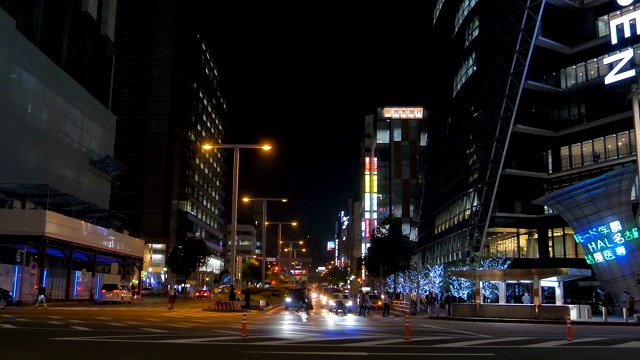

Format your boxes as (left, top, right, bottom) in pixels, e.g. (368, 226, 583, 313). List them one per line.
(110, 1, 226, 285)
(358, 108, 426, 289)
(419, 0, 640, 303)
(0, 0, 144, 302)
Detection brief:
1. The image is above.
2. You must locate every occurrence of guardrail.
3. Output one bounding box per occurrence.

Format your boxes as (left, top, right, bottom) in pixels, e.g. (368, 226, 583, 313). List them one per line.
(392, 300, 411, 313)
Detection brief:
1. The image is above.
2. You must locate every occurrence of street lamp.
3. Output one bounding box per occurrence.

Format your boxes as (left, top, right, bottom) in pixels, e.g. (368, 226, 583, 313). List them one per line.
(202, 142, 272, 287)
(242, 197, 288, 286)
(266, 222, 298, 271)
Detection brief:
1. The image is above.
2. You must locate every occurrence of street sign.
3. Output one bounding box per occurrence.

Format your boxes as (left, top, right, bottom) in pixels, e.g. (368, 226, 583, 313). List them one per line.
(29, 262, 38, 274)
(222, 273, 231, 285)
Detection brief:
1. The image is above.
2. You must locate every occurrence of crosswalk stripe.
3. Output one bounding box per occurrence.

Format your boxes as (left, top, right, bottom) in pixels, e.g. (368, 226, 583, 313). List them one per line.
(69, 326, 91, 330)
(352, 336, 447, 346)
(139, 328, 167, 332)
(433, 337, 529, 347)
(48, 321, 63, 324)
(524, 338, 606, 347)
(612, 341, 640, 347)
(0, 324, 16, 328)
(107, 323, 126, 327)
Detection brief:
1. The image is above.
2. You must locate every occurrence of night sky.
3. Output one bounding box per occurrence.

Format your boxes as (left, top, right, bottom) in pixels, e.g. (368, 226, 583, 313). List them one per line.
(205, 5, 431, 261)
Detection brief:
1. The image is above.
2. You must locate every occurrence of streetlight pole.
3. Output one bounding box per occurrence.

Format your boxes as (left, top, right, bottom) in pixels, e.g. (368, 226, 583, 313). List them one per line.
(269, 222, 298, 270)
(202, 143, 272, 288)
(241, 197, 288, 286)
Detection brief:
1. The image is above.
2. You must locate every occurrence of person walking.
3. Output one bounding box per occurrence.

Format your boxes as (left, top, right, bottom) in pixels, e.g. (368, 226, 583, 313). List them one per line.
(363, 292, 371, 316)
(34, 285, 47, 309)
(444, 291, 452, 316)
(334, 291, 347, 315)
(167, 285, 176, 310)
(629, 293, 635, 315)
(296, 289, 308, 313)
(228, 285, 236, 302)
(243, 288, 251, 312)
(382, 291, 391, 317)
(358, 292, 366, 316)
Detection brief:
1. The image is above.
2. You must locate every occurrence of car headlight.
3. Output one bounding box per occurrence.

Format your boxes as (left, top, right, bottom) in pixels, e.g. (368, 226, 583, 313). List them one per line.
(346, 300, 353, 306)
(285, 297, 292, 302)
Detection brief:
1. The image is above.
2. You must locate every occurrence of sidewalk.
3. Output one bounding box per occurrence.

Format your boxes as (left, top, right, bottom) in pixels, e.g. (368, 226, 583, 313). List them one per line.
(402, 309, 640, 326)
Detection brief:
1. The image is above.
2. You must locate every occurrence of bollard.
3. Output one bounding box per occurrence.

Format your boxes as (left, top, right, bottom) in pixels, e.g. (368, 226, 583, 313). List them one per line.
(602, 307, 609, 322)
(241, 310, 247, 337)
(566, 313, 572, 341)
(405, 312, 411, 340)
(624, 307, 629, 323)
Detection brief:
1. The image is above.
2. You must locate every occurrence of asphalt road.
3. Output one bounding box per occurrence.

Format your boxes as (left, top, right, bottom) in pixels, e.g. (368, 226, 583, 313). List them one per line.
(2, 297, 640, 360)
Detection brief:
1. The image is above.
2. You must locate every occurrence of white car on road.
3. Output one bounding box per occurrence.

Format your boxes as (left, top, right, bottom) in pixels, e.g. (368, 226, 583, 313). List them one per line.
(95, 284, 133, 304)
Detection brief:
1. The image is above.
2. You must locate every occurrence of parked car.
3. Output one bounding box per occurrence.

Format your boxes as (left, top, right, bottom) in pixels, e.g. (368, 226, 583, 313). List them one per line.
(284, 288, 306, 310)
(141, 287, 156, 297)
(0, 286, 14, 309)
(328, 293, 353, 313)
(195, 289, 211, 300)
(95, 284, 133, 304)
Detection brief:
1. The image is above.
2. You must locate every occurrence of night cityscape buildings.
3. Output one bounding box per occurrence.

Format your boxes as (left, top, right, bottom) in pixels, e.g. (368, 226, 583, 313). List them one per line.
(416, 0, 640, 305)
(110, 1, 226, 286)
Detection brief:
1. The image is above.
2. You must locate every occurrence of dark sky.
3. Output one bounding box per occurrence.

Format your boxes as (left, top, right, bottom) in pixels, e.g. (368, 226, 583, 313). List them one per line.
(206, 5, 430, 259)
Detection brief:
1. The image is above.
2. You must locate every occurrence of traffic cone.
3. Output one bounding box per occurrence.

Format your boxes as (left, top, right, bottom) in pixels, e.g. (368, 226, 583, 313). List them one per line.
(405, 312, 411, 340)
(241, 310, 247, 337)
(566, 313, 572, 341)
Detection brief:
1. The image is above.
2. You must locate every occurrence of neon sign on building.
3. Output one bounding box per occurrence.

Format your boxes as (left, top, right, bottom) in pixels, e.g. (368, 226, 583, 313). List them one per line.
(573, 219, 640, 264)
(603, 0, 640, 84)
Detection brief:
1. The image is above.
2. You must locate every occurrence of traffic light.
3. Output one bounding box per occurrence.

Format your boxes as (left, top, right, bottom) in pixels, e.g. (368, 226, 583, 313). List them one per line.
(15, 250, 24, 264)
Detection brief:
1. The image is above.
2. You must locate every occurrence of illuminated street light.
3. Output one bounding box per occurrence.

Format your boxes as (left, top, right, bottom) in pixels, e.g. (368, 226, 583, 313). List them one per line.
(242, 197, 288, 286)
(202, 142, 272, 287)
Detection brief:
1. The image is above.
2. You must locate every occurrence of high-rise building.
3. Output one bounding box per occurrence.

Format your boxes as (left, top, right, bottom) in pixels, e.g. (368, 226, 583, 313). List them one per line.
(419, 0, 640, 304)
(361, 108, 427, 247)
(0, 1, 143, 302)
(110, 1, 226, 285)
(357, 108, 426, 290)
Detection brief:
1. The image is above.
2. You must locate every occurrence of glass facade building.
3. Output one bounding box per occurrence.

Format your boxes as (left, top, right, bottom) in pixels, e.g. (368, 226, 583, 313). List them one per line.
(419, 0, 640, 304)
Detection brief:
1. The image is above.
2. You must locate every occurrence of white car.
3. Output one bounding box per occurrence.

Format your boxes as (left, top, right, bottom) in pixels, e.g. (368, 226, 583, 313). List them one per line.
(95, 284, 133, 304)
(328, 293, 353, 312)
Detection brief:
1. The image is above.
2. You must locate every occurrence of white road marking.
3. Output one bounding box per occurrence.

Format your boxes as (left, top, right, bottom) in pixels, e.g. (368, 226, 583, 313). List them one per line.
(48, 321, 63, 324)
(0, 324, 16, 328)
(96, 317, 111, 320)
(433, 337, 529, 347)
(612, 341, 640, 347)
(351, 336, 448, 346)
(144, 318, 161, 322)
(159, 335, 253, 343)
(68, 320, 84, 323)
(419, 324, 492, 338)
(524, 337, 606, 347)
(107, 323, 126, 327)
(167, 324, 190, 328)
(122, 321, 141, 324)
(139, 328, 167, 332)
(69, 326, 91, 330)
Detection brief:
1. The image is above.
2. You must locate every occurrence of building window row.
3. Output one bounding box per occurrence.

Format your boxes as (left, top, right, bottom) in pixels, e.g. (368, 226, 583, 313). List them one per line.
(178, 199, 221, 233)
(454, 0, 478, 35)
(556, 129, 635, 171)
(435, 188, 479, 234)
(465, 16, 479, 47)
(596, 4, 640, 39)
(453, 52, 476, 96)
(433, 0, 445, 25)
